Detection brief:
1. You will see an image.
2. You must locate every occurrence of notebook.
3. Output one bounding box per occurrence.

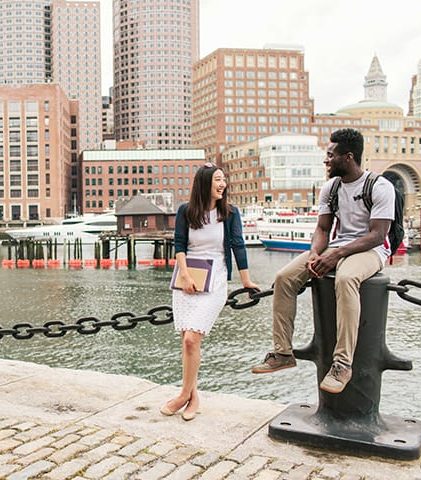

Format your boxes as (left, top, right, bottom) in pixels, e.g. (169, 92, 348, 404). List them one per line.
(170, 258, 214, 293)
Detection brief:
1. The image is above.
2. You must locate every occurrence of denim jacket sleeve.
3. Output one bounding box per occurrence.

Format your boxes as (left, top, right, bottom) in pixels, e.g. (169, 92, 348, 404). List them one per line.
(174, 203, 189, 254)
(229, 206, 248, 271)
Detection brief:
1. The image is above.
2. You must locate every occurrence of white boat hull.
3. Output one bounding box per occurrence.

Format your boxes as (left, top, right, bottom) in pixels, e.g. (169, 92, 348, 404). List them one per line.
(5, 213, 117, 244)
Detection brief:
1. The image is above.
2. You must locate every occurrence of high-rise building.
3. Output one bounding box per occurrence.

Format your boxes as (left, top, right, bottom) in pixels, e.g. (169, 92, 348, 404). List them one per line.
(0, 0, 101, 152)
(0, 85, 78, 223)
(192, 47, 314, 164)
(51, 0, 102, 151)
(113, 0, 199, 148)
(102, 94, 115, 141)
(0, 0, 52, 85)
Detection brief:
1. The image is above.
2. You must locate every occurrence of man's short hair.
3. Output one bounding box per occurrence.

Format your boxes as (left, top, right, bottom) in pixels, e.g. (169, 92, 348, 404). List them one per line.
(330, 128, 364, 166)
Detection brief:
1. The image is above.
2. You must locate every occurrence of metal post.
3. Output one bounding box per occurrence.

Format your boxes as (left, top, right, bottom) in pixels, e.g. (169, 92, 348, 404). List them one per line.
(269, 273, 421, 459)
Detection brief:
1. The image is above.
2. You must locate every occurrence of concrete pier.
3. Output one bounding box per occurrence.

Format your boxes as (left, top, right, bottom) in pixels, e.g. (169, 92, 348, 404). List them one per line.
(0, 359, 419, 479)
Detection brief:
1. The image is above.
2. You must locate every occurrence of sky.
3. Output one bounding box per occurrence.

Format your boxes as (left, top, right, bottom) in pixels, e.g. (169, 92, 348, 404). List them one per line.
(96, 0, 421, 114)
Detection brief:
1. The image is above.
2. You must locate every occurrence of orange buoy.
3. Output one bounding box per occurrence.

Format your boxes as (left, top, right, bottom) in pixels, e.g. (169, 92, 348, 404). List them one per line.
(47, 259, 60, 268)
(68, 259, 82, 269)
(138, 259, 153, 265)
(152, 259, 166, 266)
(32, 259, 45, 269)
(1, 259, 15, 269)
(17, 259, 30, 268)
(100, 258, 113, 269)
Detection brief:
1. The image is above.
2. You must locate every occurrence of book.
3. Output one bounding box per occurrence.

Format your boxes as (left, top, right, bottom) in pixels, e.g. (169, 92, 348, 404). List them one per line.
(170, 257, 214, 293)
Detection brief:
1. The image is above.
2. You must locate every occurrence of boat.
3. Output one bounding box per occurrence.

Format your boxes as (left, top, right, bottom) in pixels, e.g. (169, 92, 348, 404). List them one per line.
(240, 205, 299, 247)
(258, 211, 318, 251)
(242, 218, 262, 246)
(5, 211, 117, 244)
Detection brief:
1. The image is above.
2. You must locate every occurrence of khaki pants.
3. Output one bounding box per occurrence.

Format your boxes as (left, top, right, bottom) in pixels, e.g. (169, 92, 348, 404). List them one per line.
(272, 248, 383, 366)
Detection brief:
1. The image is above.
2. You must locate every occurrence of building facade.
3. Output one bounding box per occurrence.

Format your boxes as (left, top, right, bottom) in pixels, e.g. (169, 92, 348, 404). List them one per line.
(222, 134, 325, 209)
(0, 0, 52, 85)
(102, 95, 115, 141)
(411, 59, 421, 118)
(80, 148, 205, 213)
(0, 84, 78, 224)
(113, 0, 199, 148)
(192, 46, 314, 164)
(51, 0, 102, 151)
(311, 56, 421, 218)
(0, 0, 101, 152)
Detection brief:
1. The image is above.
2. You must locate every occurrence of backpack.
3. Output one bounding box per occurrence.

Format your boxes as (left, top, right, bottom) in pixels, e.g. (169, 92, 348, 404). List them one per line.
(327, 172, 405, 255)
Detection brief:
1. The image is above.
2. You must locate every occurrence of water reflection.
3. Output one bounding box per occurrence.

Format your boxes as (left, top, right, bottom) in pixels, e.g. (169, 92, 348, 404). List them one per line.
(0, 247, 420, 418)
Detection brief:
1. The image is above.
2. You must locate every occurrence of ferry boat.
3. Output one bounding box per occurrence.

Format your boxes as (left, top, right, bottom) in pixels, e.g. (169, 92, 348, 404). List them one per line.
(241, 205, 264, 246)
(5, 212, 117, 244)
(258, 211, 318, 251)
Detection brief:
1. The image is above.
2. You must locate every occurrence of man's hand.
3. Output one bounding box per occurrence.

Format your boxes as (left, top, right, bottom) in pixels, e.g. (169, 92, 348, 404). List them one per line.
(306, 251, 322, 277)
(308, 249, 342, 278)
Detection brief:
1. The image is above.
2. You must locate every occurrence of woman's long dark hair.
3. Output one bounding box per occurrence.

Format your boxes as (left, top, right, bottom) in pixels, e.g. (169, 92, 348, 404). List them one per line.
(186, 164, 231, 229)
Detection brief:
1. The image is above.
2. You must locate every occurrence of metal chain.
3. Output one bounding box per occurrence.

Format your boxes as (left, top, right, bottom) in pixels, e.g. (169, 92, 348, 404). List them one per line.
(0, 279, 419, 341)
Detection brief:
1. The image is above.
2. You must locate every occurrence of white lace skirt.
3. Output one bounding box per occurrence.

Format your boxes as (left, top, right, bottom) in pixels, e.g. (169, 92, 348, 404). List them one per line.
(172, 255, 228, 335)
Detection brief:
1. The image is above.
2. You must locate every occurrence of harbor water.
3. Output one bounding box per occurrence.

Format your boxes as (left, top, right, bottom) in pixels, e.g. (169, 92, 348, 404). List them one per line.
(0, 246, 420, 419)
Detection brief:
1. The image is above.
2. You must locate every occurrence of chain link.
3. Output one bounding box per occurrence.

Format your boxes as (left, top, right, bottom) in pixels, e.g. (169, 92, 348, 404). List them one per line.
(1, 279, 419, 341)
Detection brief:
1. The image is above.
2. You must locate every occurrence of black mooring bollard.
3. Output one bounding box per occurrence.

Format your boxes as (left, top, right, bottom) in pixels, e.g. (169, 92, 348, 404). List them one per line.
(269, 272, 421, 460)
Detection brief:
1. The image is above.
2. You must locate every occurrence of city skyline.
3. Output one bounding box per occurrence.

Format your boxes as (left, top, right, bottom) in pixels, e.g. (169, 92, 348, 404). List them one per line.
(96, 0, 421, 114)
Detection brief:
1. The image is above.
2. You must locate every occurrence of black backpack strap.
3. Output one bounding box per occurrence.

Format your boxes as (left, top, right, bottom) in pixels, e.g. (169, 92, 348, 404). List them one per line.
(327, 177, 341, 215)
(362, 172, 380, 212)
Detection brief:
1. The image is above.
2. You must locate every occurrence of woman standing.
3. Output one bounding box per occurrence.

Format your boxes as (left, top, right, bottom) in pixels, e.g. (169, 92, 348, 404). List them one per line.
(160, 163, 259, 421)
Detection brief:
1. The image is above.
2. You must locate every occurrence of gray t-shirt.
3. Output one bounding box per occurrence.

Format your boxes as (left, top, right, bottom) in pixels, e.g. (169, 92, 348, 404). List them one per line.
(318, 172, 395, 265)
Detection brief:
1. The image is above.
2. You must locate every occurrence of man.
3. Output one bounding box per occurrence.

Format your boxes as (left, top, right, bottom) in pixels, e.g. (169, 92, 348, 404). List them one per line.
(252, 128, 395, 394)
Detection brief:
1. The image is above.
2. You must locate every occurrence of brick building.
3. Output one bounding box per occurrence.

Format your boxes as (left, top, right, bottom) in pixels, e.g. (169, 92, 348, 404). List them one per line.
(0, 84, 78, 224)
(192, 46, 314, 164)
(80, 146, 205, 213)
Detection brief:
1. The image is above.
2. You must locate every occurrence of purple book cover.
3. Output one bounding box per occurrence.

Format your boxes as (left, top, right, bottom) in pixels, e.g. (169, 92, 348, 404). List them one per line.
(170, 258, 214, 292)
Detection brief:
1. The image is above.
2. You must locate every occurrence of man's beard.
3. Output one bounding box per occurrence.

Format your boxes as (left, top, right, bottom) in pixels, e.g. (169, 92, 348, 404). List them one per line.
(329, 165, 346, 178)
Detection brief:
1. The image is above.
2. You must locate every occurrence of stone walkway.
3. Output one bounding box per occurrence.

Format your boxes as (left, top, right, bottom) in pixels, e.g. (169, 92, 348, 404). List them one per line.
(0, 359, 419, 480)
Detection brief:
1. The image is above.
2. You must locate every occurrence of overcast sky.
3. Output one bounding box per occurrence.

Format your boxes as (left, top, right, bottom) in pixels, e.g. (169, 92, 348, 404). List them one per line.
(97, 0, 421, 114)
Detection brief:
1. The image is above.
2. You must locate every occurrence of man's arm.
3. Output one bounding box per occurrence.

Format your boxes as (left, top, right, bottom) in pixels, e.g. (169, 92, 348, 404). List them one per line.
(310, 218, 391, 277)
(310, 213, 333, 256)
(306, 214, 333, 275)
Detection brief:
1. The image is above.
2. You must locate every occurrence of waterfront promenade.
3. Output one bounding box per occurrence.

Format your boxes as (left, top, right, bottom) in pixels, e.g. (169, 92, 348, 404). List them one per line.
(0, 359, 419, 479)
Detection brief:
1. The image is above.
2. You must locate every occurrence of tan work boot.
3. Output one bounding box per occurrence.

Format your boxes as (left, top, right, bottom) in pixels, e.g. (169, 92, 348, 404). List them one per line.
(320, 361, 352, 394)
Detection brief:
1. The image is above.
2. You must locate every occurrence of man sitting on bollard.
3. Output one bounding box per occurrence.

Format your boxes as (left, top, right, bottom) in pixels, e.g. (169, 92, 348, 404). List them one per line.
(252, 128, 395, 394)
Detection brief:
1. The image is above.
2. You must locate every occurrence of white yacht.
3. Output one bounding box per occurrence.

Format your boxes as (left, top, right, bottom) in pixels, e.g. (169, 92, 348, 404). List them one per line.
(5, 212, 117, 244)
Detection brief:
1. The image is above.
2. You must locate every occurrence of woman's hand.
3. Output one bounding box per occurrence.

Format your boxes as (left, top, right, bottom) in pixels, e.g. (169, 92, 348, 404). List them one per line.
(180, 272, 197, 294)
(239, 269, 259, 292)
(242, 279, 260, 291)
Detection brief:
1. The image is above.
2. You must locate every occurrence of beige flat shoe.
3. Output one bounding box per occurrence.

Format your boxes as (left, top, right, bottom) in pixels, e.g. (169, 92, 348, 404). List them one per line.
(160, 403, 177, 416)
(181, 409, 197, 421)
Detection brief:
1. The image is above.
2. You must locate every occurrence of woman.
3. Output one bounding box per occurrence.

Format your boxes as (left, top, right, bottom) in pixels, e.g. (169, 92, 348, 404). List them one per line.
(160, 163, 259, 421)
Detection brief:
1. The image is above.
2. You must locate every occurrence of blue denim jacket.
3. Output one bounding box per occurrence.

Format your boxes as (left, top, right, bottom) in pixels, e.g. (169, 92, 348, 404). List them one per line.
(174, 203, 248, 280)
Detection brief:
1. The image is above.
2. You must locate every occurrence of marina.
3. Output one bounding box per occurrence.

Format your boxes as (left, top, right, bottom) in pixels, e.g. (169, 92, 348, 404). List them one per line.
(0, 246, 420, 420)
(4, 211, 118, 244)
